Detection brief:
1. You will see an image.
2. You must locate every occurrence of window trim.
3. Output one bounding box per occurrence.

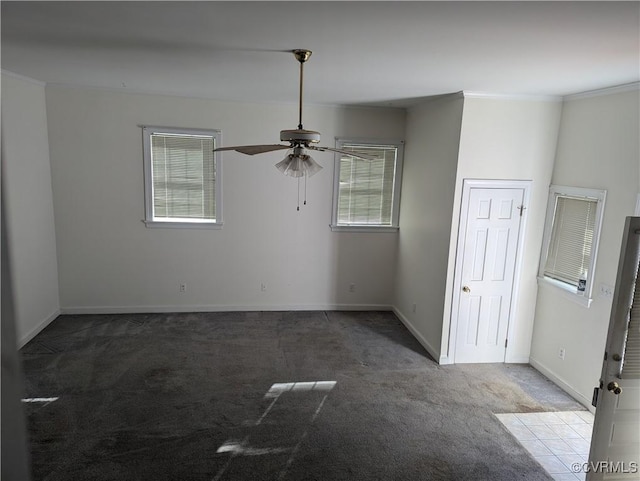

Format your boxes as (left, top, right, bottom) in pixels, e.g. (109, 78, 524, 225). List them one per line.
(142, 125, 223, 229)
(537, 185, 606, 308)
(330, 138, 404, 232)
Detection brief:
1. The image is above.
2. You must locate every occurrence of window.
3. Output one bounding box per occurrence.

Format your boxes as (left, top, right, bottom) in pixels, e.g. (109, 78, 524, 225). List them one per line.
(142, 126, 222, 228)
(330, 139, 404, 232)
(538, 185, 606, 307)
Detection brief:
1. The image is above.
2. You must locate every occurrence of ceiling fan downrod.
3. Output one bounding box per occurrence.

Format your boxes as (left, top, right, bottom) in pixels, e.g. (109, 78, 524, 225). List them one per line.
(293, 49, 312, 130)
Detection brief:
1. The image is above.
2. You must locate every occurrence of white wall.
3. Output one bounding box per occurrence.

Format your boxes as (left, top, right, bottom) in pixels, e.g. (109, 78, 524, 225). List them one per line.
(530, 86, 640, 408)
(1, 72, 60, 345)
(441, 95, 562, 364)
(393, 93, 561, 364)
(393, 93, 464, 360)
(44, 86, 405, 312)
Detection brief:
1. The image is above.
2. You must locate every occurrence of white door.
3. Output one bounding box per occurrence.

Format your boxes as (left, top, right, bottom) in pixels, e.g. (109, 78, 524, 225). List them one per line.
(453, 181, 528, 363)
(588, 217, 640, 480)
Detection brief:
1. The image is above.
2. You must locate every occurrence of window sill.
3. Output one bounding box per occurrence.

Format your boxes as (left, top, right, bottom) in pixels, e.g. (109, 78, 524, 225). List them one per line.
(329, 224, 399, 233)
(537, 276, 593, 308)
(143, 220, 223, 230)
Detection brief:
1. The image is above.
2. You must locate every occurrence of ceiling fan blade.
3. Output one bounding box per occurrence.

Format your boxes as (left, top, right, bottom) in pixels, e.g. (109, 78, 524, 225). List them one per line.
(214, 144, 290, 155)
(309, 146, 376, 161)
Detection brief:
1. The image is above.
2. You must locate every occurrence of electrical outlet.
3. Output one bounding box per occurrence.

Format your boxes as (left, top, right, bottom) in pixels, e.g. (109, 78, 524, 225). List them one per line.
(558, 348, 566, 360)
(412, 303, 417, 313)
(179, 283, 187, 293)
(349, 283, 356, 293)
(599, 283, 614, 299)
(260, 283, 267, 292)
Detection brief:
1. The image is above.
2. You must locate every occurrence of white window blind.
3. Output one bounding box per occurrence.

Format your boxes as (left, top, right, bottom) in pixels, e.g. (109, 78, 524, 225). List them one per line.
(622, 251, 640, 379)
(544, 196, 597, 286)
(336, 144, 399, 226)
(538, 185, 606, 307)
(151, 133, 216, 220)
(142, 126, 222, 228)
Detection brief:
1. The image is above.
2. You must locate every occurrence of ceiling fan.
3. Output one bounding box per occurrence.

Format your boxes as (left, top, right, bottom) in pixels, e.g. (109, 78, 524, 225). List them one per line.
(213, 49, 372, 186)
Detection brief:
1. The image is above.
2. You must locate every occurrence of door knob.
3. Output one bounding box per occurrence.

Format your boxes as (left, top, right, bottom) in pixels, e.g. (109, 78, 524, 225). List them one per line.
(462, 286, 471, 293)
(607, 381, 622, 395)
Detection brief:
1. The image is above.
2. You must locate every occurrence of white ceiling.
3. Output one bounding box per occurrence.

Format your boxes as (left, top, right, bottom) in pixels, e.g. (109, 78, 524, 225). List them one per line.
(2, 1, 639, 107)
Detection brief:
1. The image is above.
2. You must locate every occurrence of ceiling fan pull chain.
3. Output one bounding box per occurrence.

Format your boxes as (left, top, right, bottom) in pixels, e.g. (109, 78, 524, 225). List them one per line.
(304, 173, 308, 206)
(297, 177, 301, 211)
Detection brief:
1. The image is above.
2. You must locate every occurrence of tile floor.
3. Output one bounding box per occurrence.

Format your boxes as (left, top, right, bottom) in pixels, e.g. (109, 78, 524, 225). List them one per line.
(496, 410, 595, 481)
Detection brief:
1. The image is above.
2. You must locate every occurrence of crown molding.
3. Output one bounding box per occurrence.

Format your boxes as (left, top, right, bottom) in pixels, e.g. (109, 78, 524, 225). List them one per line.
(463, 91, 561, 102)
(563, 82, 640, 101)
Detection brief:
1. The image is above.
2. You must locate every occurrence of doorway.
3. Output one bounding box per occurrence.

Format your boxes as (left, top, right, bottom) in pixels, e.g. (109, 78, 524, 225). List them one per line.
(450, 179, 530, 363)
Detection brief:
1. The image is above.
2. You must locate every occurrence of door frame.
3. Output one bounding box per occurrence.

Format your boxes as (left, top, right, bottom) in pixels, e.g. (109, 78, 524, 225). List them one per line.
(449, 179, 531, 364)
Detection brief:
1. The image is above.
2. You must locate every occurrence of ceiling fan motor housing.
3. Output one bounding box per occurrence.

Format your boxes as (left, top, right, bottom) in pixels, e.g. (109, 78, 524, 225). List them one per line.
(280, 129, 321, 144)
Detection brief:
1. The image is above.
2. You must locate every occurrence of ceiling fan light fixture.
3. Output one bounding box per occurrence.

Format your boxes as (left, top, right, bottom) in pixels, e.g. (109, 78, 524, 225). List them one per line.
(302, 155, 323, 177)
(275, 150, 323, 178)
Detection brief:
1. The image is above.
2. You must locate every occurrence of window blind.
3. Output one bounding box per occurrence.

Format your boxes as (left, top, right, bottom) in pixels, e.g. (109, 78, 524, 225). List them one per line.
(622, 247, 640, 379)
(151, 133, 216, 220)
(337, 144, 397, 225)
(544, 196, 597, 286)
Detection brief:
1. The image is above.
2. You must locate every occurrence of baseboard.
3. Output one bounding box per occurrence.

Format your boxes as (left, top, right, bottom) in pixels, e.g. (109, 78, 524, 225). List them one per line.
(19, 308, 60, 348)
(529, 356, 595, 412)
(60, 304, 394, 315)
(392, 306, 441, 363)
(437, 354, 453, 365)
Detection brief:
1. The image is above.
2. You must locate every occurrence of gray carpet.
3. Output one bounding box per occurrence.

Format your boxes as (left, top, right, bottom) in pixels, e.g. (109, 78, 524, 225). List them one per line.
(20, 311, 584, 480)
